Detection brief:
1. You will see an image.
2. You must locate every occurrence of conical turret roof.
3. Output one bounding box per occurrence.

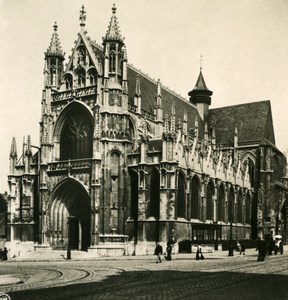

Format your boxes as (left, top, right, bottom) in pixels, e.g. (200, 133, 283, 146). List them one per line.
(193, 70, 210, 91)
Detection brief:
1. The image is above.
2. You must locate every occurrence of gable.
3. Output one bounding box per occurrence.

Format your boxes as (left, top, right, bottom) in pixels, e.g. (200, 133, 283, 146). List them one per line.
(208, 100, 275, 145)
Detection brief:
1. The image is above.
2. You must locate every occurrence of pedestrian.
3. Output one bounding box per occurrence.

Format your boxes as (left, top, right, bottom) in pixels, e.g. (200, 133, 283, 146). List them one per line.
(256, 238, 266, 261)
(274, 239, 280, 255)
(165, 242, 172, 261)
(239, 241, 246, 256)
(2, 247, 8, 261)
(279, 241, 284, 255)
(196, 244, 204, 260)
(154, 242, 163, 263)
(236, 241, 241, 252)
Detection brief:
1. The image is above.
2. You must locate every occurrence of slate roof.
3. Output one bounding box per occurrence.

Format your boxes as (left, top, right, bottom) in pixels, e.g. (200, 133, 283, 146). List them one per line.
(88, 41, 202, 136)
(208, 100, 275, 146)
(127, 66, 204, 137)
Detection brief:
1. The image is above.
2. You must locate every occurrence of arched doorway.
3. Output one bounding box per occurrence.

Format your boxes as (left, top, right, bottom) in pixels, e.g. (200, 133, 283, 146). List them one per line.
(49, 179, 91, 251)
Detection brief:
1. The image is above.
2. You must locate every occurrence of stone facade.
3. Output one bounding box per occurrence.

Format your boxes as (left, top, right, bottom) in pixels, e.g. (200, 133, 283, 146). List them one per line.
(6, 5, 288, 256)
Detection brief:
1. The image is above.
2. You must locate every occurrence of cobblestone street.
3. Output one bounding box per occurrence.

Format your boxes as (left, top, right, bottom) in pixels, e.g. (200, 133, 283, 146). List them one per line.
(0, 249, 288, 300)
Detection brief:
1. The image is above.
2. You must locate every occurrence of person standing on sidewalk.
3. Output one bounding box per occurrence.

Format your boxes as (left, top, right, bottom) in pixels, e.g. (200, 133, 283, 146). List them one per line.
(196, 244, 204, 260)
(239, 241, 246, 256)
(154, 242, 163, 263)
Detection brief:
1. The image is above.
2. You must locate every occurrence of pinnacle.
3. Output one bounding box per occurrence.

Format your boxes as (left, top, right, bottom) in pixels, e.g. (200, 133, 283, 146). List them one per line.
(10, 137, 17, 158)
(103, 4, 124, 43)
(46, 22, 64, 57)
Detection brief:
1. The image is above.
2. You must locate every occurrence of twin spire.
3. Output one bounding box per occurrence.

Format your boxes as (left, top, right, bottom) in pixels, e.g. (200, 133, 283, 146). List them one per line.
(103, 4, 124, 43)
(45, 22, 64, 58)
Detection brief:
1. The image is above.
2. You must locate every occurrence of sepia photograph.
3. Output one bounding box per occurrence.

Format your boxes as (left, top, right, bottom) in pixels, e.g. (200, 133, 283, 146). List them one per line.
(0, 0, 288, 299)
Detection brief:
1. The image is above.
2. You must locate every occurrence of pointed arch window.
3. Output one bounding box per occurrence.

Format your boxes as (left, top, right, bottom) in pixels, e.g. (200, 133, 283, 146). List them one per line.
(228, 187, 235, 223)
(237, 190, 243, 223)
(191, 176, 200, 219)
(217, 184, 225, 222)
(177, 172, 186, 218)
(88, 69, 97, 86)
(51, 65, 56, 86)
(130, 170, 139, 220)
(206, 181, 214, 221)
(64, 74, 73, 90)
(148, 168, 160, 219)
(77, 71, 86, 88)
(245, 193, 251, 224)
(60, 107, 93, 160)
(109, 43, 116, 73)
(248, 158, 255, 188)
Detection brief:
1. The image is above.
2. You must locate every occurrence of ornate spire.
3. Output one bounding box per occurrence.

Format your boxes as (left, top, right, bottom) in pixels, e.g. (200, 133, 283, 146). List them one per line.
(10, 137, 17, 159)
(103, 4, 124, 43)
(46, 22, 64, 58)
(25, 135, 32, 156)
(79, 5, 86, 28)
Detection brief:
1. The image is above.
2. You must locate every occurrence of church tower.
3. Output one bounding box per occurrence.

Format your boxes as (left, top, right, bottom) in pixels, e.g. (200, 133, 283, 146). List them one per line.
(44, 22, 65, 88)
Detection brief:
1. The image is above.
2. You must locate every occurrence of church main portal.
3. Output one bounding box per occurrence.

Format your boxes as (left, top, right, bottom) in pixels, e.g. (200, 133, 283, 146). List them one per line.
(49, 179, 91, 251)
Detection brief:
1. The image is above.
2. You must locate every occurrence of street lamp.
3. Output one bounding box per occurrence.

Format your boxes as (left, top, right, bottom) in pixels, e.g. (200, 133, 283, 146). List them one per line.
(67, 216, 75, 260)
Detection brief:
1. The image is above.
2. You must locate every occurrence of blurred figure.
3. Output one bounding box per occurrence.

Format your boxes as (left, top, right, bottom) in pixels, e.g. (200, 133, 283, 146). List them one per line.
(196, 244, 204, 260)
(2, 247, 8, 261)
(165, 242, 173, 261)
(256, 238, 266, 261)
(154, 242, 163, 263)
(279, 241, 284, 255)
(239, 241, 246, 256)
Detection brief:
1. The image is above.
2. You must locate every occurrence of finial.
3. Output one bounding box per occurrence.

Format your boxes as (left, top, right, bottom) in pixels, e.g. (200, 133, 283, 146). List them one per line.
(112, 3, 117, 14)
(156, 79, 161, 97)
(80, 5, 86, 28)
(53, 22, 58, 31)
(199, 54, 203, 71)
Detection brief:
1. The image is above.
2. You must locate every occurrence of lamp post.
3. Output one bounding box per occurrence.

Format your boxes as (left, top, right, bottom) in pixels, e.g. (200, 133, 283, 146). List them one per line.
(228, 217, 234, 256)
(67, 216, 75, 260)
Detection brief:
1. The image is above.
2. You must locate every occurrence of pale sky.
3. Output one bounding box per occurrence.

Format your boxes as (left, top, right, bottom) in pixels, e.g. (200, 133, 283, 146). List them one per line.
(0, 0, 288, 191)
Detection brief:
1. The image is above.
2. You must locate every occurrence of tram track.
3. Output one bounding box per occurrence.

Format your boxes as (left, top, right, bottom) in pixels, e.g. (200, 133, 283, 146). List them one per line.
(2, 254, 288, 299)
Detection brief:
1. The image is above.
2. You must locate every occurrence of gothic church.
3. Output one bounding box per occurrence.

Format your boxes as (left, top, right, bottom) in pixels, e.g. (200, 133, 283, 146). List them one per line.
(6, 5, 288, 256)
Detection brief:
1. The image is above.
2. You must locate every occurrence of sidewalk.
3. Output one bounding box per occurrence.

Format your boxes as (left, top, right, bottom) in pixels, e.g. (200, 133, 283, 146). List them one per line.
(5, 247, 260, 262)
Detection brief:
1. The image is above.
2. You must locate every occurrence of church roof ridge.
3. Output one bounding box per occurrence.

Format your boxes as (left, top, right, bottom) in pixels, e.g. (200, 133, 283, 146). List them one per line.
(210, 99, 271, 111)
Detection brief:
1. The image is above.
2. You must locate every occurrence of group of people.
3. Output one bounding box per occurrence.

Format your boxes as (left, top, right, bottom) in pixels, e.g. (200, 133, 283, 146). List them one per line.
(154, 242, 204, 263)
(154, 241, 174, 263)
(256, 236, 284, 261)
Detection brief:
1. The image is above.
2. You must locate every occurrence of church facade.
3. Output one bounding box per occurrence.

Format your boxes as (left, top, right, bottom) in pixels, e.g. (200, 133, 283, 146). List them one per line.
(6, 6, 288, 256)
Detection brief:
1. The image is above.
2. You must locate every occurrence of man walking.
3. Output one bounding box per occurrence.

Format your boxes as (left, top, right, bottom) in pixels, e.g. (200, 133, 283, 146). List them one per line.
(154, 242, 163, 263)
